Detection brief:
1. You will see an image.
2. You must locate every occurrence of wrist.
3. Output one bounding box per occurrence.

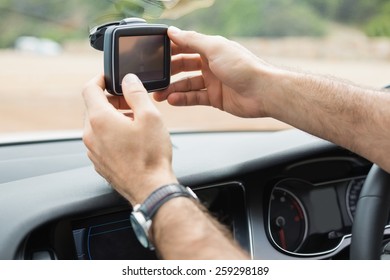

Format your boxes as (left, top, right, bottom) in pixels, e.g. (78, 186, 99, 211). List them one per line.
(151, 196, 204, 256)
(151, 195, 249, 259)
(253, 63, 295, 118)
(130, 183, 198, 250)
(124, 169, 178, 206)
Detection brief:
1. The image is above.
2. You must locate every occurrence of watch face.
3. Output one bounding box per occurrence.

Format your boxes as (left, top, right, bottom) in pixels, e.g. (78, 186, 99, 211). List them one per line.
(130, 213, 149, 248)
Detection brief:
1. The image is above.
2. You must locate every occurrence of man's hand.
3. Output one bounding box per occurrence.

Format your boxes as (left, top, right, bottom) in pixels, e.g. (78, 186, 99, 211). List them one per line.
(82, 74, 177, 205)
(154, 26, 283, 118)
(82, 74, 249, 259)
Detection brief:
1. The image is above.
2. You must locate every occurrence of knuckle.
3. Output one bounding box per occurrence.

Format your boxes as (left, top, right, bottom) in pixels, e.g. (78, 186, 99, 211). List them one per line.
(82, 82, 95, 98)
(86, 149, 94, 161)
(185, 76, 192, 90)
(88, 111, 107, 130)
(140, 108, 162, 122)
(82, 130, 93, 149)
(212, 35, 229, 46)
(187, 30, 198, 39)
(185, 30, 200, 47)
(213, 35, 226, 42)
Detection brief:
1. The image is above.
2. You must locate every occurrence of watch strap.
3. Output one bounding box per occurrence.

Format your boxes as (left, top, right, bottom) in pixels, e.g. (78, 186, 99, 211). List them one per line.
(138, 184, 198, 220)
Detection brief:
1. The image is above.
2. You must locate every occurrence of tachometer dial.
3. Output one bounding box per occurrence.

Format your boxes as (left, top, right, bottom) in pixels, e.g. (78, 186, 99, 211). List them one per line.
(268, 187, 308, 253)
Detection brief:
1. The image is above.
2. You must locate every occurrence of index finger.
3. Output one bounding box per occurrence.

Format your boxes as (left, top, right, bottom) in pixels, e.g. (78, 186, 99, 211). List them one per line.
(170, 35, 202, 56)
(168, 27, 217, 57)
(171, 41, 196, 56)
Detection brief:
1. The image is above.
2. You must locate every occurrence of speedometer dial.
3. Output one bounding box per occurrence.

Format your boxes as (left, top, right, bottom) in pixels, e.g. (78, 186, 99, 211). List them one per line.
(268, 187, 308, 253)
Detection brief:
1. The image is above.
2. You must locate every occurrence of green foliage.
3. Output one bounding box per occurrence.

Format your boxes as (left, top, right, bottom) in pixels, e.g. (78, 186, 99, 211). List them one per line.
(0, 0, 114, 48)
(164, 0, 327, 37)
(301, 0, 340, 19)
(301, 0, 386, 23)
(334, 0, 382, 23)
(365, 2, 390, 37)
(0, 0, 389, 48)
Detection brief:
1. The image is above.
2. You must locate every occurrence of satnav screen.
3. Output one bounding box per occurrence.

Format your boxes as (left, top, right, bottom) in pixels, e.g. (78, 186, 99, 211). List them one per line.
(118, 35, 165, 83)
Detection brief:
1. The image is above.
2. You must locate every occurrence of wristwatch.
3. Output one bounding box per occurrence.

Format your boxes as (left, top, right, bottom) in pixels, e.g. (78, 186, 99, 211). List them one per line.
(130, 183, 198, 250)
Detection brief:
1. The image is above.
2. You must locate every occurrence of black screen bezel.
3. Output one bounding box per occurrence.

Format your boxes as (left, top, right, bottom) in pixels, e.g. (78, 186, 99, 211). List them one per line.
(110, 26, 170, 95)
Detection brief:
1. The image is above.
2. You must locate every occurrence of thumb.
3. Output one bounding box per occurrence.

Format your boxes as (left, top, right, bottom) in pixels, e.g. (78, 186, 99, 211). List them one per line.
(121, 74, 159, 118)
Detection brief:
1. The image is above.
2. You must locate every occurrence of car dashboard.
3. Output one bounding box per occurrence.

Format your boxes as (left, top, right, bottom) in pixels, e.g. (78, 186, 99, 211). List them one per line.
(0, 129, 387, 260)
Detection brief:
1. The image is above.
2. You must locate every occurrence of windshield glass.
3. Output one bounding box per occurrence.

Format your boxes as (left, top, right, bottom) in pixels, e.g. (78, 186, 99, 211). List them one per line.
(1, 0, 390, 136)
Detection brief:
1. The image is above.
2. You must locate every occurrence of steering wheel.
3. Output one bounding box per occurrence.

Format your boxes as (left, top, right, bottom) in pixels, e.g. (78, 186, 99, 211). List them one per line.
(350, 165, 390, 259)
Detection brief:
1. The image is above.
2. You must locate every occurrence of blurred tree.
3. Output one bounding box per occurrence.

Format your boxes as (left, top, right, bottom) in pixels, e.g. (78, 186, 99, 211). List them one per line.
(301, 0, 340, 19)
(0, 0, 389, 48)
(0, 0, 113, 47)
(165, 0, 327, 37)
(365, 1, 390, 37)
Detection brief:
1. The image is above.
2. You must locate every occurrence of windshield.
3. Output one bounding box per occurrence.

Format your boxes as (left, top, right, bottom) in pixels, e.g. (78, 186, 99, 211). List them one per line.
(1, 0, 390, 136)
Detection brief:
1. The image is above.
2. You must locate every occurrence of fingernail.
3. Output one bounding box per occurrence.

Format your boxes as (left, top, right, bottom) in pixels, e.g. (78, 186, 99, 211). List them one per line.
(122, 74, 142, 86)
(169, 26, 181, 34)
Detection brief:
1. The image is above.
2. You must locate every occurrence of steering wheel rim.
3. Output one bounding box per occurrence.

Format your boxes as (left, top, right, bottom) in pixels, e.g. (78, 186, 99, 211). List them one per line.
(350, 164, 390, 259)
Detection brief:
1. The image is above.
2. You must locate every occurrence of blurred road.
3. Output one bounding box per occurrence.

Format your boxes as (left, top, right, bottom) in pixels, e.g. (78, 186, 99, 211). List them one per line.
(1, 33, 390, 134)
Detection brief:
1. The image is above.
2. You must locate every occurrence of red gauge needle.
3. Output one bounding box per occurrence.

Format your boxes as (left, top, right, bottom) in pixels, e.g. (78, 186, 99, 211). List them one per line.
(278, 228, 287, 250)
(275, 216, 287, 250)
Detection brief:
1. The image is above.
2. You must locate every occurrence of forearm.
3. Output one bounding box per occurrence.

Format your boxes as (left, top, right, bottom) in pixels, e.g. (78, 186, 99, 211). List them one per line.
(262, 69, 390, 172)
(151, 196, 250, 259)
